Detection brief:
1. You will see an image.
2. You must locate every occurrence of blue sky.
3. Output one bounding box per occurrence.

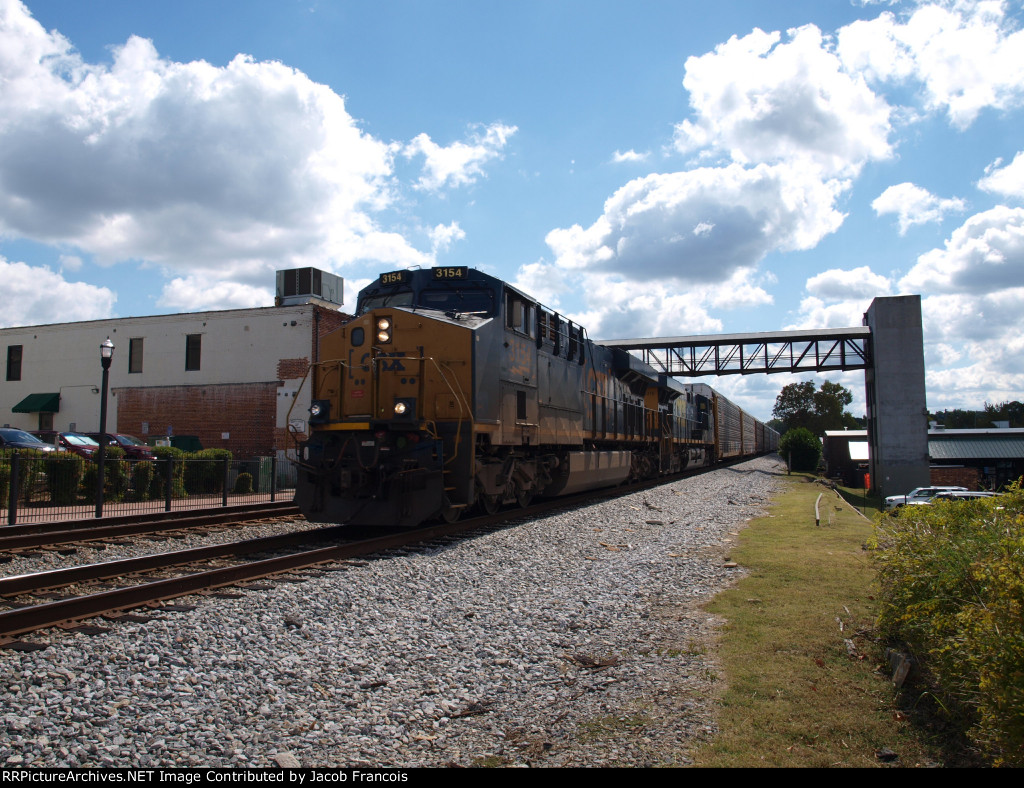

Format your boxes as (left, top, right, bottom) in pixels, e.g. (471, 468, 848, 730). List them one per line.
(2, 0, 1024, 420)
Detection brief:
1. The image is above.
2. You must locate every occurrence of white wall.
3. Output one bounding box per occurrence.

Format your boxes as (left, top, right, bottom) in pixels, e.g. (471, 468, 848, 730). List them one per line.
(1, 305, 321, 435)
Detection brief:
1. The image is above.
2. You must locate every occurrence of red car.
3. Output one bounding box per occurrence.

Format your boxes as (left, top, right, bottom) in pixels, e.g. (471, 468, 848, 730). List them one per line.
(87, 433, 158, 461)
(31, 431, 101, 460)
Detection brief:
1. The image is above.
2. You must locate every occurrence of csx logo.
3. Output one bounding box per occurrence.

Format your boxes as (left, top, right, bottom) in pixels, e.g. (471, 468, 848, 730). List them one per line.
(379, 352, 406, 372)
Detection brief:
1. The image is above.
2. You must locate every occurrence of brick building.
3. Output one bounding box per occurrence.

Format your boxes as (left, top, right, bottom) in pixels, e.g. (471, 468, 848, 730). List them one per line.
(823, 427, 1024, 492)
(2, 268, 348, 466)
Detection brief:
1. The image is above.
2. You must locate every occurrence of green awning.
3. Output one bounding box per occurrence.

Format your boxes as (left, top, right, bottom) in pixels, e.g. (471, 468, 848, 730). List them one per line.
(12, 392, 60, 413)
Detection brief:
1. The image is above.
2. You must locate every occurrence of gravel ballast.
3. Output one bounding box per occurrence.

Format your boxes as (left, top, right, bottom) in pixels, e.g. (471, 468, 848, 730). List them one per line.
(1, 455, 784, 768)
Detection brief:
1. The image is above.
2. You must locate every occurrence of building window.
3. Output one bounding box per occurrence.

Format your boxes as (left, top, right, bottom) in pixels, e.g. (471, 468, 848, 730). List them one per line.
(6, 345, 22, 381)
(185, 334, 202, 371)
(129, 338, 144, 374)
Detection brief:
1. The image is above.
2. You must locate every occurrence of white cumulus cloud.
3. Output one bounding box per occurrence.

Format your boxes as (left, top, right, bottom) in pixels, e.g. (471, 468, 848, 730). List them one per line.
(899, 205, 1024, 293)
(403, 123, 517, 192)
(0, 1, 507, 298)
(871, 182, 966, 234)
(0, 256, 116, 327)
(429, 222, 466, 254)
(546, 162, 845, 282)
(806, 266, 893, 300)
(674, 24, 893, 177)
(978, 151, 1024, 198)
(837, 1, 1024, 129)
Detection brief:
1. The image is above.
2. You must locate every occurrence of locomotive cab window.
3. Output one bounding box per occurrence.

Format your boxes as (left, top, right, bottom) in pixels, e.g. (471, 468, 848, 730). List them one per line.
(505, 292, 534, 337)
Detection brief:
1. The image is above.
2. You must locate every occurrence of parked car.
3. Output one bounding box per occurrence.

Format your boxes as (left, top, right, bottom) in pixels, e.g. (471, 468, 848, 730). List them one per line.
(884, 485, 969, 510)
(86, 432, 158, 461)
(0, 428, 58, 452)
(31, 431, 101, 460)
(917, 491, 1002, 504)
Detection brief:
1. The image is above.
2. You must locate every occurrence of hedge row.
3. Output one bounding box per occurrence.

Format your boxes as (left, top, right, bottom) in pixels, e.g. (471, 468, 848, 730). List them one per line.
(873, 486, 1024, 765)
(1, 448, 245, 506)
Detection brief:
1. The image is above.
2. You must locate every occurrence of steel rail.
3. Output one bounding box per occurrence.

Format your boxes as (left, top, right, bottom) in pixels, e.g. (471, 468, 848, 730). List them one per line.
(0, 517, 481, 640)
(0, 524, 349, 598)
(0, 502, 300, 551)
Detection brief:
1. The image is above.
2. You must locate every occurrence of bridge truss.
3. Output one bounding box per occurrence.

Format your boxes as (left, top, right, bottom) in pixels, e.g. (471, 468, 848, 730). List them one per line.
(600, 327, 872, 377)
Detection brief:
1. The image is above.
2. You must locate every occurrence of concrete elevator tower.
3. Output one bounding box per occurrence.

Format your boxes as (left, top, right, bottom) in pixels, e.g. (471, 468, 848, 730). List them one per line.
(864, 295, 929, 497)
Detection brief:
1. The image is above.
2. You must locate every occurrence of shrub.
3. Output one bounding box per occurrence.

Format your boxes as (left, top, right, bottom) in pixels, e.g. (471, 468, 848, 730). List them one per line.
(131, 460, 155, 501)
(182, 449, 233, 495)
(1, 450, 49, 507)
(0, 458, 10, 508)
(779, 427, 822, 472)
(46, 454, 86, 506)
(873, 486, 1024, 765)
(101, 447, 129, 502)
(149, 446, 187, 499)
(232, 472, 254, 495)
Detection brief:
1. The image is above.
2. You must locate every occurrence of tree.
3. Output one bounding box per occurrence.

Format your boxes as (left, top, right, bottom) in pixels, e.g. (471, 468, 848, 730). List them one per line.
(772, 380, 815, 429)
(930, 401, 1024, 429)
(772, 379, 859, 436)
(779, 427, 822, 472)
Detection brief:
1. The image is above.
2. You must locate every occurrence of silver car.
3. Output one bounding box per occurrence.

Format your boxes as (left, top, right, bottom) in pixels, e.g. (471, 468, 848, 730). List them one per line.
(884, 485, 969, 510)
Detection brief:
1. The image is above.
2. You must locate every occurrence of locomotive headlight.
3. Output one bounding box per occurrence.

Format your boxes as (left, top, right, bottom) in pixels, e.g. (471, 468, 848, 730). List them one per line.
(392, 398, 416, 419)
(376, 317, 392, 344)
(309, 399, 330, 423)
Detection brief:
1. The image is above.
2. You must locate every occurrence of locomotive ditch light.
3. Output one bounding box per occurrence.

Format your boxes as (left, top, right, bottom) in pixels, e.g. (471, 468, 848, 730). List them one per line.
(376, 317, 392, 344)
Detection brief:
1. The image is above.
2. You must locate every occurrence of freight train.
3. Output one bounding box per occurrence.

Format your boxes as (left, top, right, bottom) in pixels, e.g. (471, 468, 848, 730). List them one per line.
(293, 267, 778, 526)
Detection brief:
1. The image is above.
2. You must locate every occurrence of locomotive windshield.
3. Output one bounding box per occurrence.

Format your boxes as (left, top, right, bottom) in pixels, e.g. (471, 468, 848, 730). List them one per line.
(358, 286, 495, 316)
(356, 267, 499, 317)
(418, 287, 494, 315)
(358, 290, 415, 313)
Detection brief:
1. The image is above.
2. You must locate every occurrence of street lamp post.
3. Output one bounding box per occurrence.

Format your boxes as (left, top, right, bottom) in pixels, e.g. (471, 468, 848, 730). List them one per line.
(95, 337, 114, 518)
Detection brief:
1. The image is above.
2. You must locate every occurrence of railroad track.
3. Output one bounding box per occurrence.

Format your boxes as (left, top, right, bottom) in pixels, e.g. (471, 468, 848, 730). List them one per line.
(0, 500, 300, 552)
(0, 460, 751, 645)
(0, 517, 498, 645)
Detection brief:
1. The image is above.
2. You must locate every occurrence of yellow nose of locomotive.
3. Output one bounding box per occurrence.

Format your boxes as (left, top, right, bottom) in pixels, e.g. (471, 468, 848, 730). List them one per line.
(311, 310, 471, 426)
(298, 305, 475, 526)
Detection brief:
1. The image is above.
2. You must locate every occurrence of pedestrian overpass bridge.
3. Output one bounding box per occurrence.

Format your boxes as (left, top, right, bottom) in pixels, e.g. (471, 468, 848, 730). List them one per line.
(600, 296, 928, 499)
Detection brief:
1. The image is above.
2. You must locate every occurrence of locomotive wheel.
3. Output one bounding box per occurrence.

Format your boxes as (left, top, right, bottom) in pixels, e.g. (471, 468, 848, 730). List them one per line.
(480, 493, 500, 515)
(440, 496, 462, 523)
(515, 484, 534, 509)
(474, 480, 501, 515)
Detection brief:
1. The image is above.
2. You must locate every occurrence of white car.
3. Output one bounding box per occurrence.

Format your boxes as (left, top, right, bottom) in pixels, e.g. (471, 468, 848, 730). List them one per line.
(884, 486, 969, 510)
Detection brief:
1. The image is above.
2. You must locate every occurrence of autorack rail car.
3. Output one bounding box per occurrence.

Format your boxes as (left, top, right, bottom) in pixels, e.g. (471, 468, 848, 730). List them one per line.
(293, 267, 778, 526)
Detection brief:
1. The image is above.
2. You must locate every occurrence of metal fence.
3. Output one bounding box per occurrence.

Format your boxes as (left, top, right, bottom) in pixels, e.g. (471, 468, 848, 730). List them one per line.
(1, 450, 294, 526)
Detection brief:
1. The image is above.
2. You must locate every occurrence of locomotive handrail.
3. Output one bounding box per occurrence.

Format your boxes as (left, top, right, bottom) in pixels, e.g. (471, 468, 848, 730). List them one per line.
(429, 357, 473, 466)
(284, 361, 315, 455)
(364, 352, 474, 467)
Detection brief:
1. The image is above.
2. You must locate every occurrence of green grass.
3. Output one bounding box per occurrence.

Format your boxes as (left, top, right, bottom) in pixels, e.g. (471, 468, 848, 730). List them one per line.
(833, 482, 883, 520)
(692, 473, 942, 768)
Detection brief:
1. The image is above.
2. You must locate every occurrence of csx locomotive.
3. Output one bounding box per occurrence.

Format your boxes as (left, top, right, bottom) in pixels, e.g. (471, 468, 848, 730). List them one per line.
(294, 267, 777, 526)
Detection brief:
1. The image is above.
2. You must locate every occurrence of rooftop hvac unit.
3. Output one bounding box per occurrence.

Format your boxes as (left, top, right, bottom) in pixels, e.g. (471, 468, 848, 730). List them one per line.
(276, 268, 344, 307)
